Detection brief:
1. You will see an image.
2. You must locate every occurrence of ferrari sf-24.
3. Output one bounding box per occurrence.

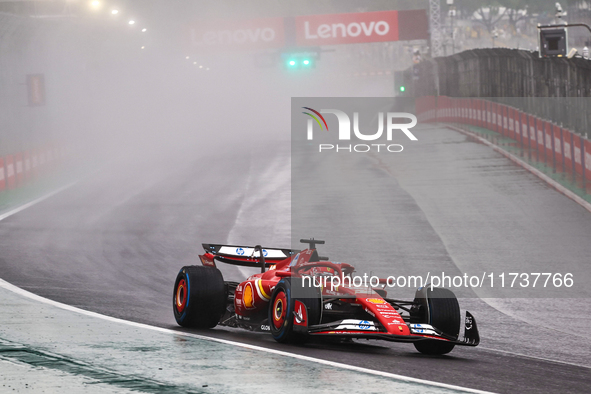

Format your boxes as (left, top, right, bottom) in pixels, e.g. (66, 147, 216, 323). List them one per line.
(173, 239, 479, 355)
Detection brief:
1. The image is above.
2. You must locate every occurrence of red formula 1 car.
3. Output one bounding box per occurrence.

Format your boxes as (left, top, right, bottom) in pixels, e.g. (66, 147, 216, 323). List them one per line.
(173, 239, 479, 355)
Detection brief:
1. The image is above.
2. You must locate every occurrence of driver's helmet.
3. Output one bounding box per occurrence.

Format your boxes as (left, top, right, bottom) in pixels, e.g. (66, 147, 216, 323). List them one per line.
(301, 266, 338, 277)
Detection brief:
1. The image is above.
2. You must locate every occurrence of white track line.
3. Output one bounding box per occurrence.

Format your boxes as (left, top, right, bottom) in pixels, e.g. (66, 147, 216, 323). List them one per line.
(0, 181, 79, 222)
(478, 346, 591, 370)
(0, 279, 492, 394)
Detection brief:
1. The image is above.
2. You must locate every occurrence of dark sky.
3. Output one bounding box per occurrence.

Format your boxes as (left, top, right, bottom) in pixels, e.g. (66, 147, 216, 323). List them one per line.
(122, 0, 427, 23)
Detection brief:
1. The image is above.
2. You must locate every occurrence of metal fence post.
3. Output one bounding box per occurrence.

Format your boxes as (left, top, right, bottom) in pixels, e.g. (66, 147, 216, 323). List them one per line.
(550, 124, 556, 173)
(581, 134, 587, 193)
(526, 113, 532, 161)
(571, 131, 576, 181)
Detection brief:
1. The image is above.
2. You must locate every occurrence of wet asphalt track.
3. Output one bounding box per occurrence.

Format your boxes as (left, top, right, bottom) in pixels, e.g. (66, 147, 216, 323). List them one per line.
(0, 125, 590, 393)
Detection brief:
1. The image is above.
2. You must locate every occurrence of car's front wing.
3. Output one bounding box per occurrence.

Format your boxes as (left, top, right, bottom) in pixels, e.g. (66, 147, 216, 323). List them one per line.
(300, 312, 480, 347)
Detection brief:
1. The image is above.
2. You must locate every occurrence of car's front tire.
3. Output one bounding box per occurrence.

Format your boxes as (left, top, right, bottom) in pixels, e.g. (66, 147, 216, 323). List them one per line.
(269, 277, 321, 343)
(412, 287, 460, 355)
(173, 265, 226, 328)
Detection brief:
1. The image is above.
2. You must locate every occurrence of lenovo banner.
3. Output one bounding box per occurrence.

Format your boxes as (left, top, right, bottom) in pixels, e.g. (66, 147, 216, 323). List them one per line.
(190, 17, 286, 49)
(189, 9, 428, 50)
(295, 10, 399, 46)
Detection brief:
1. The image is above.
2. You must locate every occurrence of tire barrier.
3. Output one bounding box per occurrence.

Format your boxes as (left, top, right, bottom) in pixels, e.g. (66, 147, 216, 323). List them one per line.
(416, 96, 591, 192)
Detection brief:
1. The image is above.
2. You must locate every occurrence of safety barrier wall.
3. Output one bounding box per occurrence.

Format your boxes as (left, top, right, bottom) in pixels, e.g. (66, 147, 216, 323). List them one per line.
(416, 96, 591, 187)
(0, 144, 67, 193)
(410, 48, 591, 135)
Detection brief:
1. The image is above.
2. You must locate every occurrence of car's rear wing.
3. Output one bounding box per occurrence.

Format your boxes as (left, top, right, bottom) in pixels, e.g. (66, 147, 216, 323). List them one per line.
(200, 243, 297, 269)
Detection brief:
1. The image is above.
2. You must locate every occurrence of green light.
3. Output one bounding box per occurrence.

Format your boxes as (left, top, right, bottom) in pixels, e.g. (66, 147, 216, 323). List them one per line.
(303, 59, 310, 65)
(400, 86, 406, 92)
(288, 60, 296, 66)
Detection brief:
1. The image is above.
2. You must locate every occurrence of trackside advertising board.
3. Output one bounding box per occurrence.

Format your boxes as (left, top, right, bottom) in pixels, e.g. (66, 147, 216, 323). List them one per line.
(189, 9, 428, 50)
(27, 74, 45, 106)
(294, 10, 400, 46)
(190, 17, 286, 49)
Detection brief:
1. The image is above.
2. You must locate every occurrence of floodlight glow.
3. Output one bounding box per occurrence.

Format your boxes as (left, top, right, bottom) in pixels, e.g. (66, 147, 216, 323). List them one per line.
(111, 9, 119, 15)
(303, 59, 310, 65)
(128, 20, 135, 25)
(90, 1, 101, 9)
(288, 60, 296, 66)
(142, 28, 147, 32)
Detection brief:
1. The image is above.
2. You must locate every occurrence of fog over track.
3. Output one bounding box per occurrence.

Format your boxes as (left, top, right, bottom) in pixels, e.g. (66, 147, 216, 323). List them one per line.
(1, 106, 590, 392)
(4, 2, 587, 392)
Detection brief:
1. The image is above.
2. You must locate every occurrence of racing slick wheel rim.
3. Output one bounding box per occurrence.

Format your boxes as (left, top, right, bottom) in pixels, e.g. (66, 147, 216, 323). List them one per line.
(175, 279, 187, 313)
(272, 291, 287, 329)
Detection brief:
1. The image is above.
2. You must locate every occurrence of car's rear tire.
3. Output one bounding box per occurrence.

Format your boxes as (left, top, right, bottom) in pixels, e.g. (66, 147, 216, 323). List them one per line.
(412, 287, 460, 355)
(173, 265, 226, 328)
(269, 277, 321, 343)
